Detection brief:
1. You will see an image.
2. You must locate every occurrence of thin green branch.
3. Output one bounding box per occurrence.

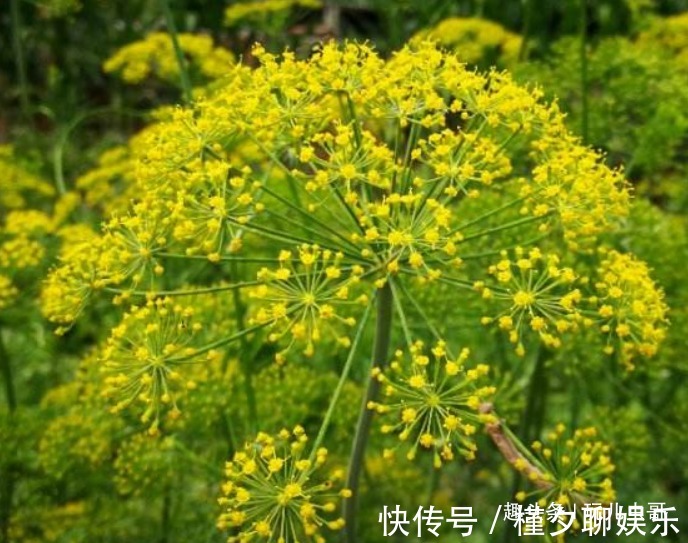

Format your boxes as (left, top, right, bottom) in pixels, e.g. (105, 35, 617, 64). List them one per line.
(10, 0, 30, 121)
(308, 299, 373, 463)
(160, 0, 192, 103)
(104, 281, 260, 298)
(231, 261, 258, 434)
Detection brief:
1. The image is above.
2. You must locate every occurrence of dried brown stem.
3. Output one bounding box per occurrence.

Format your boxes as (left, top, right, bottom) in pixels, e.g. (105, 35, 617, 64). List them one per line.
(480, 403, 553, 491)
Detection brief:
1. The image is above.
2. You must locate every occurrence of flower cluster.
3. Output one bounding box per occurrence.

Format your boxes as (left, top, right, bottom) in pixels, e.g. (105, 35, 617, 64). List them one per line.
(225, 0, 321, 27)
(249, 245, 366, 361)
(523, 133, 630, 249)
(593, 248, 668, 368)
(218, 427, 349, 543)
(114, 433, 179, 496)
(101, 297, 203, 430)
(514, 424, 616, 508)
(41, 229, 108, 331)
(42, 41, 665, 437)
(477, 248, 582, 356)
(412, 17, 523, 66)
(369, 340, 496, 466)
(103, 32, 234, 85)
(0, 145, 54, 210)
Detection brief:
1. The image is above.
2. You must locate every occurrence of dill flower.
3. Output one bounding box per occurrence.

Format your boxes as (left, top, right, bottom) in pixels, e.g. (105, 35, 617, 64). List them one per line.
(412, 17, 523, 67)
(592, 248, 668, 368)
(42, 41, 667, 445)
(102, 297, 203, 430)
(369, 340, 496, 466)
(41, 230, 106, 332)
(217, 427, 349, 543)
(522, 133, 630, 249)
(513, 424, 616, 508)
(39, 407, 119, 479)
(249, 245, 366, 361)
(114, 433, 179, 496)
(103, 32, 234, 85)
(224, 0, 321, 27)
(476, 248, 583, 356)
(169, 159, 261, 258)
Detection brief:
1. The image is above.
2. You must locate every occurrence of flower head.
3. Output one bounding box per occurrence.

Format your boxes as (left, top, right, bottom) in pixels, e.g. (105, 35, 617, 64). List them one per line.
(102, 297, 203, 430)
(477, 247, 582, 356)
(514, 424, 616, 508)
(593, 248, 668, 368)
(218, 427, 348, 543)
(249, 245, 365, 361)
(370, 340, 496, 467)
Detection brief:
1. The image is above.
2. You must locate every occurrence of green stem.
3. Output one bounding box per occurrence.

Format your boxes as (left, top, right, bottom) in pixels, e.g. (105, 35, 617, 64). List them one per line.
(231, 262, 258, 434)
(579, 0, 589, 144)
(504, 346, 548, 543)
(0, 328, 15, 543)
(52, 107, 144, 197)
(423, 460, 440, 507)
(519, 346, 548, 444)
(519, 0, 533, 61)
(169, 320, 272, 362)
(160, 0, 192, 103)
(0, 329, 16, 413)
(388, 278, 413, 349)
(10, 0, 30, 121)
(342, 283, 393, 543)
(309, 300, 373, 462)
(160, 485, 171, 543)
(0, 468, 13, 543)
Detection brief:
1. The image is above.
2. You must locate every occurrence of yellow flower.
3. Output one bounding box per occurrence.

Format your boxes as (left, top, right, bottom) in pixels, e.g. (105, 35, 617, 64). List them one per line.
(370, 340, 493, 466)
(218, 427, 348, 543)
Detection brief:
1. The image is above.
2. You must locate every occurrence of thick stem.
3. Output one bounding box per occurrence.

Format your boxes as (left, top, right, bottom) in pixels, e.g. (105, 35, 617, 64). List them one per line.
(160, 0, 192, 103)
(10, 0, 30, 121)
(342, 283, 393, 543)
(323, 2, 341, 38)
(423, 461, 441, 508)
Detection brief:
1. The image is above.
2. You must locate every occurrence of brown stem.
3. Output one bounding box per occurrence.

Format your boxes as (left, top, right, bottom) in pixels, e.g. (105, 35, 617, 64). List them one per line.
(480, 403, 552, 491)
